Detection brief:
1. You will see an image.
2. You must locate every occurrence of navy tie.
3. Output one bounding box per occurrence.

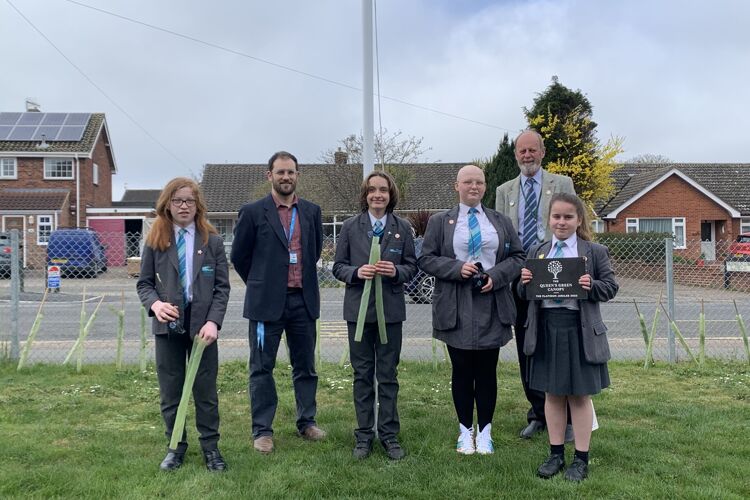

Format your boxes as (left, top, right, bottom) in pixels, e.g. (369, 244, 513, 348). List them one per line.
(373, 220, 384, 238)
(522, 178, 538, 252)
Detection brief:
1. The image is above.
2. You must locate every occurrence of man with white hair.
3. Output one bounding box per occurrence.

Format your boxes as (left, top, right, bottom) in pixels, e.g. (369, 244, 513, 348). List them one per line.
(496, 129, 576, 440)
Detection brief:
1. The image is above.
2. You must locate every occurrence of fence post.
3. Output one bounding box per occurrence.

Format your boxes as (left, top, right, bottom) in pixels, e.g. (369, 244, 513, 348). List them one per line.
(10, 229, 21, 360)
(665, 237, 675, 363)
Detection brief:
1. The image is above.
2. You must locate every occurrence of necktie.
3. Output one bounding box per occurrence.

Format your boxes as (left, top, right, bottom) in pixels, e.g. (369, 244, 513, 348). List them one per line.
(553, 240, 565, 258)
(522, 178, 538, 252)
(177, 228, 188, 305)
(373, 219, 384, 238)
(468, 207, 482, 261)
(552, 241, 565, 303)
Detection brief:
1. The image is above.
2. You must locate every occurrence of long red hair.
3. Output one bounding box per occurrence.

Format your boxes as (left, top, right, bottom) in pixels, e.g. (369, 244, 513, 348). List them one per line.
(146, 177, 216, 251)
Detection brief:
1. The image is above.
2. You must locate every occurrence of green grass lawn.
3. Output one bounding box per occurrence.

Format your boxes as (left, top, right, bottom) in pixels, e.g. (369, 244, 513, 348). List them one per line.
(1, 359, 748, 499)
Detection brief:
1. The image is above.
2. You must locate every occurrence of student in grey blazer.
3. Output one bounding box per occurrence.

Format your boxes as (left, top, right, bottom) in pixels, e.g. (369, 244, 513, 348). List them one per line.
(137, 177, 230, 473)
(519, 193, 618, 482)
(495, 129, 576, 440)
(333, 171, 418, 460)
(419, 165, 525, 455)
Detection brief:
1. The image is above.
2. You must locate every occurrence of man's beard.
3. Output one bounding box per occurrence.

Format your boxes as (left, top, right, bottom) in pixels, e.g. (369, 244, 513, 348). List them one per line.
(518, 162, 541, 177)
(273, 180, 296, 195)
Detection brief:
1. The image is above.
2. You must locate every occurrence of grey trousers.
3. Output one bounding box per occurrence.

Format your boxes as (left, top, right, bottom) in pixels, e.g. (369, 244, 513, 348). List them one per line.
(154, 313, 220, 453)
(347, 321, 403, 442)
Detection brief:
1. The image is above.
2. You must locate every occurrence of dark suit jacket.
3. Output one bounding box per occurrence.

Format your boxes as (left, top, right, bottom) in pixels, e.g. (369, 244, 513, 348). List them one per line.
(137, 231, 230, 337)
(418, 205, 525, 346)
(518, 239, 619, 364)
(332, 212, 418, 323)
(231, 194, 323, 322)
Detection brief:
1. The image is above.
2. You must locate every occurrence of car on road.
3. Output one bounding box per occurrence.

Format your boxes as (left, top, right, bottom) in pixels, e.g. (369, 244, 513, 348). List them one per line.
(406, 237, 435, 304)
(0, 232, 23, 278)
(46, 229, 108, 278)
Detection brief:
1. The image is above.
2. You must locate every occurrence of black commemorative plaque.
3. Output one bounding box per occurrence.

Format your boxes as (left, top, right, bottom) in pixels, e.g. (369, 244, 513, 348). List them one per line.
(525, 257, 587, 300)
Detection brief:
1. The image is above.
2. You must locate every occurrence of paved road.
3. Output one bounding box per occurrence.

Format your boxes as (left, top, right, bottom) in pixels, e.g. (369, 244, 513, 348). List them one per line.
(1, 275, 749, 363)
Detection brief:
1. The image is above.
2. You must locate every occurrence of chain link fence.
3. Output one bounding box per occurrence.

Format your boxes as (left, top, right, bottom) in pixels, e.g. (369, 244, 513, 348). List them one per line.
(1, 229, 749, 366)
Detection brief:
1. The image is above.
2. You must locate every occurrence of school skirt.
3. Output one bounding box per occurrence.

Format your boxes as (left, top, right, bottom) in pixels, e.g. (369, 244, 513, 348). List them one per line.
(528, 308, 610, 396)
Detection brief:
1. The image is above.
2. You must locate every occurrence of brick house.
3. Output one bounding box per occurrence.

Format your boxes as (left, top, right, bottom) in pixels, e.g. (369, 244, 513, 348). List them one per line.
(0, 110, 117, 267)
(596, 163, 750, 261)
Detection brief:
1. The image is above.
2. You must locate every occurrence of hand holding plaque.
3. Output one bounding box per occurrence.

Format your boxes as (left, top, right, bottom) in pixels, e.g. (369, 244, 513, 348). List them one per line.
(524, 257, 588, 300)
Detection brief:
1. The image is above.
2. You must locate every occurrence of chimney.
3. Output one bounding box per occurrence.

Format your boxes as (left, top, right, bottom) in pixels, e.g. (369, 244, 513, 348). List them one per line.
(334, 148, 348, 167)
(25, 99, 41, 112)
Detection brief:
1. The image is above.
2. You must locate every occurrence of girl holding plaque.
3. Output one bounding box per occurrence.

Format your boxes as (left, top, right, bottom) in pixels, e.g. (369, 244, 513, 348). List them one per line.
(332, 171, 418, 460)
(519, 193, 618, 482)
(137, 177, 230, 472)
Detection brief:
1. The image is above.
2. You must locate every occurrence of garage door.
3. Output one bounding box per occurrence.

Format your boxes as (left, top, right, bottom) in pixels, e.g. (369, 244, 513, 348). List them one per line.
(88, 218, 125, 266)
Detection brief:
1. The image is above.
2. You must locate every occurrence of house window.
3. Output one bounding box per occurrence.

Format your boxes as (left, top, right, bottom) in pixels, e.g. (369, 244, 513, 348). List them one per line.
(209, 218, 234, 243)
(37, 215, 53, 244)
(626, 217, 686, 249)
(0, 158, 17, 178)
(591, 219, 605, 233)
(44, 158, 74, 179)
(93, 163, 99, 185)
(741, 218, 750, 234)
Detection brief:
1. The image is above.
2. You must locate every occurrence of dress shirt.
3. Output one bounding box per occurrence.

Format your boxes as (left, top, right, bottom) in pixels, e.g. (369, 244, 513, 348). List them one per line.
(453, 203, 499, 271)
(367, 211, 387, 233)
(272, 192, 303, 288)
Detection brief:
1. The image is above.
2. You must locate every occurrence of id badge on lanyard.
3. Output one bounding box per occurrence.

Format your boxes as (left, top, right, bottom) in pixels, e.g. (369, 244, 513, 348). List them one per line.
(287, 207, 298, 264)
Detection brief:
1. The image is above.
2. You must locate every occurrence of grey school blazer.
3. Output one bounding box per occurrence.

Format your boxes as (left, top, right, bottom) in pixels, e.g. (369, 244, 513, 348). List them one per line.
(332, 212, 418, 323)
(137, 232, 230, 337)
(418, 205, 525, 345)
(518, 239, 619, 364)
(495, 170, 575, 239)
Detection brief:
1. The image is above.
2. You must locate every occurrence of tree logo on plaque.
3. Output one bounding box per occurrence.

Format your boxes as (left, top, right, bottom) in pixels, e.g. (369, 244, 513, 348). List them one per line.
(547, 260, 563, 280)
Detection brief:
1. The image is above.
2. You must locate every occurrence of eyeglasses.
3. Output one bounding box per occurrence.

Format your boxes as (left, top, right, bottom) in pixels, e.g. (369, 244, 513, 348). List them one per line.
(171, 198, 196, 207)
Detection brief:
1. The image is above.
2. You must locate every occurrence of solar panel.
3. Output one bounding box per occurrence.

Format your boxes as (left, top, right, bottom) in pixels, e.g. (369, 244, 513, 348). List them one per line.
(33, 126, 61, 141)
(19, 113, 44, 125)
(8, 126, 36, 141)
(0, 113, 21, 126)
(65, 113, 90, 126)
(41, 113, 66, 125)
(0, 112, 91, 142)
(57, 126, 86, 141)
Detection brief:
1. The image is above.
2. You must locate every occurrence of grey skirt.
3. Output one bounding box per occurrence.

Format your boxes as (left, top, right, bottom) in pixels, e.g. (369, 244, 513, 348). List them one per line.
(529, 308, 610, 396)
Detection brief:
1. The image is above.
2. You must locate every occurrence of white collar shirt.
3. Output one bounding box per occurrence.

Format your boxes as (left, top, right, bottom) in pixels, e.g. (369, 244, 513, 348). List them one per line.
(453, 203, 499, 271)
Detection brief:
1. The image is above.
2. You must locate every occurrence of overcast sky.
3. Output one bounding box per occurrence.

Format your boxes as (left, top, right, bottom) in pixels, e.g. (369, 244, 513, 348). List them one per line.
(3, 0, 749, 199)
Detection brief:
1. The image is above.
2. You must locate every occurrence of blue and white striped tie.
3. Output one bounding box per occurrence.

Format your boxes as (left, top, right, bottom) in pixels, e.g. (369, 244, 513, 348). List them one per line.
(468, 207, 482, 261)
(373, 220, 384, 238)
(522, 178, 538, 252)
(177, 228, 188, 305)
(552, 241, 565, 303)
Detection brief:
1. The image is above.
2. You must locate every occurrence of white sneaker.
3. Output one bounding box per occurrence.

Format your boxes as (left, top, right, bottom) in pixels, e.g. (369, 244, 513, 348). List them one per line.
(475, 424, 494, 455)
(456, 424, 475, 455)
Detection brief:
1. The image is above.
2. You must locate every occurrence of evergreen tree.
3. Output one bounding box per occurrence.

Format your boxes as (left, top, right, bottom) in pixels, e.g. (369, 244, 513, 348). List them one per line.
(482, 133, 518, 208)
(524, 77, 623, 206)
(523, 76, 596, 168)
